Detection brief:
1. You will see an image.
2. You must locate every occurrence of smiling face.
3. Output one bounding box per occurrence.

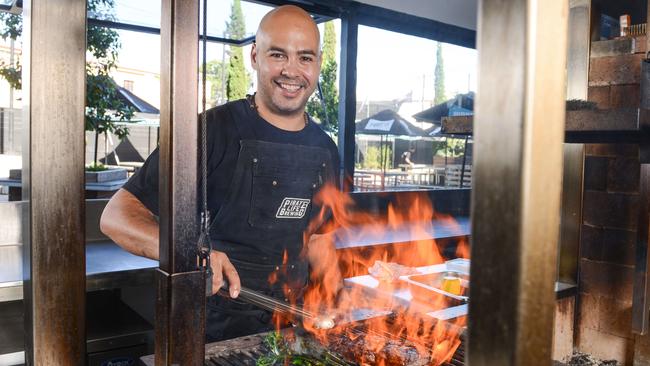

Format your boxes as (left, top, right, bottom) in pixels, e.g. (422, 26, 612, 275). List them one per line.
(251, 6, 321, 119)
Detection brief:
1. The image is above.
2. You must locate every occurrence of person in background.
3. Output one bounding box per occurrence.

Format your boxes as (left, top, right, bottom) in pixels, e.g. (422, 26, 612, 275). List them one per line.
(401, 146, 416, 169)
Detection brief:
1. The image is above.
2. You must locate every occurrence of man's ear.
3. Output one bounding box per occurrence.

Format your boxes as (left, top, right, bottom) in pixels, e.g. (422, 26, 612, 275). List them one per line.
(251, 43, 259, 70)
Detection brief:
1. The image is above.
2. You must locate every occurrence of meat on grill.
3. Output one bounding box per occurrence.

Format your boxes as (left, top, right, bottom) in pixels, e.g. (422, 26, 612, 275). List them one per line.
(328, 332, 430, 366)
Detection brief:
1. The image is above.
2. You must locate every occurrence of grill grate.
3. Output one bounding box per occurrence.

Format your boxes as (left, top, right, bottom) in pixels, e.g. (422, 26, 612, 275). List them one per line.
(204, 331, 466, 366)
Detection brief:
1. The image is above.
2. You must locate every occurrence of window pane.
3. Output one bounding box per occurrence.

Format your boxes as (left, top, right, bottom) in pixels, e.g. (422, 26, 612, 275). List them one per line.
(97, 0, 275, 42)
(354, 25, 477, 192)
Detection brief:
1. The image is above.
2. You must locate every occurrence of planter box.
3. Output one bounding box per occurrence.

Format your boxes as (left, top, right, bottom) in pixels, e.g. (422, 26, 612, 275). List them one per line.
(85, 168, 128, 183)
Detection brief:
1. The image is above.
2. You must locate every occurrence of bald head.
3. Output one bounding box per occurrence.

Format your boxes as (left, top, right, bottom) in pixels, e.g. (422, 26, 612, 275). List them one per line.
(256, 5, 320, 54)
(250, 5, 322, 127)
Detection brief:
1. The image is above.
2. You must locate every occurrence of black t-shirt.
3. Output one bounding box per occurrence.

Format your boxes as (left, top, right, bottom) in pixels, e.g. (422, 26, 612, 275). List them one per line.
(123, 99, 340, 221)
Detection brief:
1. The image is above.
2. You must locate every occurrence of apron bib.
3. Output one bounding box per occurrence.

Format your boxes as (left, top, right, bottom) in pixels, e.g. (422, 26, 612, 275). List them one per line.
(206, 103, 332, 341)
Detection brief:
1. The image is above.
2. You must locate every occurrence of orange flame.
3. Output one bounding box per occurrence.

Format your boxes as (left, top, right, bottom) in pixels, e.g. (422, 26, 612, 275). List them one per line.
(275, 183, 468, 365)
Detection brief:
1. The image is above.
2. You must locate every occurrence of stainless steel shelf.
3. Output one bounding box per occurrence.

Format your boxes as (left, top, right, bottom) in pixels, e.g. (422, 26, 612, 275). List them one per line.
(0, 241, 158, 302)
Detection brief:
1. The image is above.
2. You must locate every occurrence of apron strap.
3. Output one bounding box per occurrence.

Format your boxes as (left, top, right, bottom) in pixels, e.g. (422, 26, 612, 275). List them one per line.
(228, 99, 257, 141)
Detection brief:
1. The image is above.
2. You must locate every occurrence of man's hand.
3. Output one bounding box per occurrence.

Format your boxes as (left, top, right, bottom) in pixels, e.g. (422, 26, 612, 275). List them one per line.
(210, 250, 241, 298)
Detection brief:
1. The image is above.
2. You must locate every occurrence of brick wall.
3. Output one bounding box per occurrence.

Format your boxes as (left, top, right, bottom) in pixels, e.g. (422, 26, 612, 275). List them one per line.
(576, 47, 642, 364)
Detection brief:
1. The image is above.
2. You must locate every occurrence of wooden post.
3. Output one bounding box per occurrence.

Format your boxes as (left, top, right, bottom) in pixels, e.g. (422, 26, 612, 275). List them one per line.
(468, 1, 569, 364)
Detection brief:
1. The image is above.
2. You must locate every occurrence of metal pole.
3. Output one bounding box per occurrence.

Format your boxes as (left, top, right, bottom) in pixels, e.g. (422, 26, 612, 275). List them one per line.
(9, 38, 14, 153)
(468, 1, 569, 365)
(22, 0, 87, 364)
(156, 0, 205, 365)
(0, 108, 4, 154)
(557, 0, 591, 290)
(632, 0, 650, 337)
(338, 13, 358, 192)
(459, 135, 468, 188)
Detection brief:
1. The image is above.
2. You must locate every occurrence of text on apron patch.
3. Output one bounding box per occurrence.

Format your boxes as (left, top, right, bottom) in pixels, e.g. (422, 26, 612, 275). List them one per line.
(276, 198, 310, 219)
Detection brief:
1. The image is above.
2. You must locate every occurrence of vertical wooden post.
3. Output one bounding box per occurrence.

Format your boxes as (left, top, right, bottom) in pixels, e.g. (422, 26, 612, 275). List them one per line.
(22, 0, 87, 364)
(156, 0, 205, 365)
(468, 1, 569, 364)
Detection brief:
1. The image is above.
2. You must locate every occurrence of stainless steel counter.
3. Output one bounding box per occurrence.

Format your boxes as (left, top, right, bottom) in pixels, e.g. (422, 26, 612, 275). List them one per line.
(0, 241, 158, 302)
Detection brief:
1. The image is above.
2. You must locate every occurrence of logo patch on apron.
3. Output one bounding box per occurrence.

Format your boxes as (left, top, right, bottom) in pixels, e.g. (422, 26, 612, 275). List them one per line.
(276, 197, 311, 219)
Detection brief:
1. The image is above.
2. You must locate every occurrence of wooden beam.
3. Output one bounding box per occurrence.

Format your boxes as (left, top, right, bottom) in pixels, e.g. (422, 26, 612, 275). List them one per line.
(22, 0, 87, 364)
(468, 0, 569, 364)
(156, 0, 205, 364)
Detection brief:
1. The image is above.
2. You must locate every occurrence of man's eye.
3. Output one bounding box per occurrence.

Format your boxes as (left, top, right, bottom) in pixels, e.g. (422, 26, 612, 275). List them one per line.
(301, 56, 313, 62)
(270, 53, 285, 59)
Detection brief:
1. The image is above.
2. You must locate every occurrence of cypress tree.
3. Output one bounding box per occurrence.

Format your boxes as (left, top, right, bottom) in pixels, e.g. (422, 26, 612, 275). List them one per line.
(306, 21, 339, 133)
(226, 0, 249, 100)
(434, 42, 446, 105)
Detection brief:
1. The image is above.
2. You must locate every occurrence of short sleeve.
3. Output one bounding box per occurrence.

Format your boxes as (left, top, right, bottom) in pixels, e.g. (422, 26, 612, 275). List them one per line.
(122, 148, 160, 216)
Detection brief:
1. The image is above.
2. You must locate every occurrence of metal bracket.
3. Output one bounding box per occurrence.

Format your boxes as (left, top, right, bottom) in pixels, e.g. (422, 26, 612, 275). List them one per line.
(632, 142, 650, 334)
(155, 269, 207, 366)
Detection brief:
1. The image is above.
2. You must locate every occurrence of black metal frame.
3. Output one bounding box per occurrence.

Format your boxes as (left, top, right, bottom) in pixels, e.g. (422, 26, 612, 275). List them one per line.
(88, 6, 333, 46)
(337, 12, 358, 191)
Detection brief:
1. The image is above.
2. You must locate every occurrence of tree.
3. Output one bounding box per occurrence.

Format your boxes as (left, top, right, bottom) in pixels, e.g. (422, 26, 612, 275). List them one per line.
(434, 42, 446, 105)
(0, 0, 135, 169)
(306, 21, 339, 134)
(203, 59, 226, 106)
(225, 0, 249, 101)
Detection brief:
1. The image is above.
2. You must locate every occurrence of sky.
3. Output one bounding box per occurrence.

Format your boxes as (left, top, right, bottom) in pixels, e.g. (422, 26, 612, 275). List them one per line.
(98, 0, 478, 111)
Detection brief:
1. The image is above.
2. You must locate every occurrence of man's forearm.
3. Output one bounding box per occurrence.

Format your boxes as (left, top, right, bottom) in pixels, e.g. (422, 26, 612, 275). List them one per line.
(100, 189, 160, 260)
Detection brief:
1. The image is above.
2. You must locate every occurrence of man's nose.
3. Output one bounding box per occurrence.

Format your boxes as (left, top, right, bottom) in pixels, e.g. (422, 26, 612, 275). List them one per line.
(281, 57, 299, 77)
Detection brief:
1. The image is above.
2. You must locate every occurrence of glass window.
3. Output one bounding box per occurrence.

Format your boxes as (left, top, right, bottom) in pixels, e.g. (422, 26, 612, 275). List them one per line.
(90, 0, 275, 43)
(354, 25, 477, 192)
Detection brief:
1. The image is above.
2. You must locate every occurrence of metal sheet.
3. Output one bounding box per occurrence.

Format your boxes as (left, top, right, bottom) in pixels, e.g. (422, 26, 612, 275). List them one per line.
(557, 144, 583, 285)
(631, 0, 650, 336)
(468, 1, 568, 365)
(557, 0, 592, 287)
(633, 147, 650, 334)
(567, 0, 591, 101)
(21, 0, 87, 364)
(155, 269, 206, 366)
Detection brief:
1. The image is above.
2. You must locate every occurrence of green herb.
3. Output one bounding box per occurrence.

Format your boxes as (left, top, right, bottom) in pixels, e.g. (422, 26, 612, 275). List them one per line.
(256, 332, 351, 366)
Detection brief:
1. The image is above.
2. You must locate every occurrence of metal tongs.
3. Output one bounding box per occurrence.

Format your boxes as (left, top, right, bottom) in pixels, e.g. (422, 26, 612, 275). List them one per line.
(217, 280, 337, 329)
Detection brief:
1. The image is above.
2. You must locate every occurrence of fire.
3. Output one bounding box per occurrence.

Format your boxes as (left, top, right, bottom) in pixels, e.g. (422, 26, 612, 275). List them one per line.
(273, 184, 468, 365)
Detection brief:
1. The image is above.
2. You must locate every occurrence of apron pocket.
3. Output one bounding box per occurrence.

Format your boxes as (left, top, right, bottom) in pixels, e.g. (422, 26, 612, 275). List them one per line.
(248, 171, 317, 231)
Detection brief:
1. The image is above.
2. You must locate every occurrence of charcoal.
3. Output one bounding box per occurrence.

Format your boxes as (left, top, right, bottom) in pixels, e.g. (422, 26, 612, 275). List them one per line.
(566, 353, 618, 366)
(566, 99, 598, 111)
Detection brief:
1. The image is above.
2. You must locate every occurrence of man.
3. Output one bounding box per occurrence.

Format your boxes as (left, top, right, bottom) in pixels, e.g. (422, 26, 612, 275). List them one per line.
(100, 5, 341, 341)
(401, 147, 416, 169)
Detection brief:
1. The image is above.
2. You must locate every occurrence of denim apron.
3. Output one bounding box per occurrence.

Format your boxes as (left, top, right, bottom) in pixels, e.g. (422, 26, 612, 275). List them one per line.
(205, 104, 332, 342)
